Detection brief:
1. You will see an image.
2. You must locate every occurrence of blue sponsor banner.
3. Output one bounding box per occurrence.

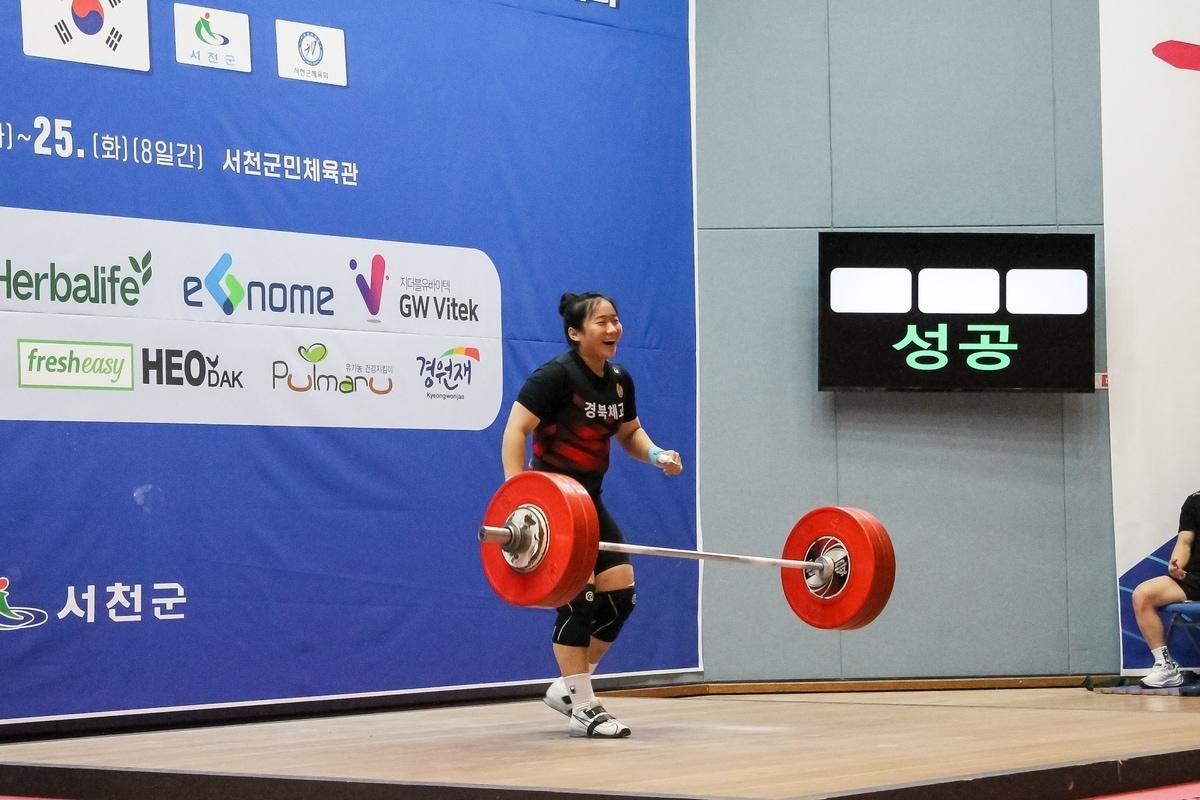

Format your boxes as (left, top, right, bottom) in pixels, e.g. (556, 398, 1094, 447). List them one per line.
(0, 0, 695, 721)
(1119, 543, 1200, 671)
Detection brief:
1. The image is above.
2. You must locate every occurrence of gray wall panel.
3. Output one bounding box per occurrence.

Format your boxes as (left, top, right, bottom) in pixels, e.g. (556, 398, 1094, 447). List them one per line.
(696, 1, 832, 230)
(1052, 0, 1104, 225)
(1063, 226, 1116, 673)
(835, 393, 1071, 676)
(696, 228, 841, 679)
(684, 2, 1116, 684)
(829, 0, 1057, 227)
(1064, 391, 1116, 673)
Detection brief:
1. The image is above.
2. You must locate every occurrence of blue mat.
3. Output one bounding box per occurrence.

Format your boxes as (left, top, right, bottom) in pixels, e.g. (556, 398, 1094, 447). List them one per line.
(1096, 683, 1200, 696)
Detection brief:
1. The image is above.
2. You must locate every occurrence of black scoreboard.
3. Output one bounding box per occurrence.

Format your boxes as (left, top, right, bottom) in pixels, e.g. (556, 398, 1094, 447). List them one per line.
(818, 232, 1095, 392)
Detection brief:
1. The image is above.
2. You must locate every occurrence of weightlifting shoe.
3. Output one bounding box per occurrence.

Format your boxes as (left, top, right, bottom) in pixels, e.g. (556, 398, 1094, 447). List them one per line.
(569, 702, 631, 738)
(1141, 661, 1185, 688)
(543, 678, 572, 717)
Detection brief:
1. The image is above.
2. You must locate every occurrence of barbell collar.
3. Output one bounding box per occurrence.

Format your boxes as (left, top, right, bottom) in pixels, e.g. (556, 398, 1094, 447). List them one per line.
(479, 525, 516, 546)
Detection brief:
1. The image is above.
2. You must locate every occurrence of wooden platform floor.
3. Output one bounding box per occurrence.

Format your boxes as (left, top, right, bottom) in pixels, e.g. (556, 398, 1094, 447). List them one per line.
(4, 688, 1200, 799)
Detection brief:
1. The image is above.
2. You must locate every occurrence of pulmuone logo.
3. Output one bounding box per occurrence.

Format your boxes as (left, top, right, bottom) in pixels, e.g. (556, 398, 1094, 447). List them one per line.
(273, 343, 393, 395)
(0, 251, 153, 306)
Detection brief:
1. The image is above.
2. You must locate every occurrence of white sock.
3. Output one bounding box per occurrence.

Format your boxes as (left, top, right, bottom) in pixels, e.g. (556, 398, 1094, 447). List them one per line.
(1153, 646, 1171, 667)
(589, 662, 598, 674)
(563, 672, 596, 709)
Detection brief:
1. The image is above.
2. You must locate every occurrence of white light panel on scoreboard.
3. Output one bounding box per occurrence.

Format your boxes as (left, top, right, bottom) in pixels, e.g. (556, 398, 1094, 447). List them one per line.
(818, 232, 1096, 392)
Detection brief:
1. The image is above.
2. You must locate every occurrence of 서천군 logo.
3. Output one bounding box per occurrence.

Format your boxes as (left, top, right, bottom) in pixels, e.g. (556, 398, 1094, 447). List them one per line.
(298, 30, 323, 65)
(0, 577, 49, 631)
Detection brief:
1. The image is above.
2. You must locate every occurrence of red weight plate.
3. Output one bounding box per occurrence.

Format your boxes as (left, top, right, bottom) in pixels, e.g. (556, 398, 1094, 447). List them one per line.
(560, 473, 602, 595)
(534, 472, 599, 605)
(480, 472, 599, 608)
(780, 506, 895, 630)
(835, 507, 895, 630)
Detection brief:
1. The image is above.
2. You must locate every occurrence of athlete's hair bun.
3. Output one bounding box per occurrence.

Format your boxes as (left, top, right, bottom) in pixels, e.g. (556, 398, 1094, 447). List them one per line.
(558, 292, 579, 318)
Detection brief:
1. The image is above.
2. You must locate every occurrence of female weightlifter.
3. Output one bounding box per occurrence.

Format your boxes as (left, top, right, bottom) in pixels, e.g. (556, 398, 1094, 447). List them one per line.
(500, 291, 682, 738)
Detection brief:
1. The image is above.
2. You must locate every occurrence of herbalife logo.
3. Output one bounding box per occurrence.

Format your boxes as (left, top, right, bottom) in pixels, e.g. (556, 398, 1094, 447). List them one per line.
(0, 577, 49, 631)
(273, 343, 394, 395)
(184, 252, 334, 316)
(0, 251, 153, 306)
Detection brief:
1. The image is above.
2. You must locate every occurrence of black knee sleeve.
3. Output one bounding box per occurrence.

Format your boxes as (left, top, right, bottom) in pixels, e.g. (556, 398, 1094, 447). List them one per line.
(590, 586, 636, 643)
(552, 584, 596, 647)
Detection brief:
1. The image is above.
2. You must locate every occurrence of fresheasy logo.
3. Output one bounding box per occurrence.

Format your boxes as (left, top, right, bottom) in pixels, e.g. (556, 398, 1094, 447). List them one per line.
(0, 251, 153, 307)
(1154, 40, 1200, 72)
(273, 343, 393, 395)
(18, 339, 135, 390)
(184, 252, 334, 317)
(350, 254, 387, 319)
(0, 577, 49, 631)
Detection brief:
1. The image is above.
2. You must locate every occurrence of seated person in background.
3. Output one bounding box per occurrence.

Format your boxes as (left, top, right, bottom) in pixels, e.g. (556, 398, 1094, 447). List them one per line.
(1131, 490, 1200, 688)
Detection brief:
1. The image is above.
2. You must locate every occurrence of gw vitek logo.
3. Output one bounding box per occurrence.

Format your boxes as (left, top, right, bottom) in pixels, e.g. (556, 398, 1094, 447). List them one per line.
(399, 293, 480, 322)
(273, 343, 393, 395)
(18, 339, 134, 390)
(349, 254, 387, 320)
(0, 251, 153, 307)
(142, 348, 243, 389)
(184, 252, 334, 316)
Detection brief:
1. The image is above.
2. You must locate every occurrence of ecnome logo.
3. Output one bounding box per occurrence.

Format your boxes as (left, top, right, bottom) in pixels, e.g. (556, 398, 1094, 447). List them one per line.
(183, 252, 334, 317)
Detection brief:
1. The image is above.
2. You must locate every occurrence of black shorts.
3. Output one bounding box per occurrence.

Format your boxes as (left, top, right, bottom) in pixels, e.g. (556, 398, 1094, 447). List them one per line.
(593, 496, 631, 575)
(1173, 573, 1200, 601)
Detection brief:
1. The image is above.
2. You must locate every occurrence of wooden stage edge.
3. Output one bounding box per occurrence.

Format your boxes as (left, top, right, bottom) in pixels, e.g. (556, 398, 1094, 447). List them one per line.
(4, 746, 1200, 800)
(12, 678, 1194, 800)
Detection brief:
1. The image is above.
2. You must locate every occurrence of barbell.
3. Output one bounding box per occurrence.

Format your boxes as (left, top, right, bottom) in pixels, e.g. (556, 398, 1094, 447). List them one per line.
(477, 471, 896, 630)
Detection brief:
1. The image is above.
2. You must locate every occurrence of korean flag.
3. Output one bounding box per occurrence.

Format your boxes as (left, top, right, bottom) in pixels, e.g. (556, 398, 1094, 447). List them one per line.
(21, 0, 150, 72)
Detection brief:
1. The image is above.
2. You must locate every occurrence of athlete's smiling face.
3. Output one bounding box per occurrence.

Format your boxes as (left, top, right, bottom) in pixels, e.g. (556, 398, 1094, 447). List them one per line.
(570, 299, 622, 365)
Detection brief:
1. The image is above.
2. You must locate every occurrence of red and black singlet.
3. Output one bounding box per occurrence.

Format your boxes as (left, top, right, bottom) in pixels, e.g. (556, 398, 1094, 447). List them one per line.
(515, 350, 638, 495)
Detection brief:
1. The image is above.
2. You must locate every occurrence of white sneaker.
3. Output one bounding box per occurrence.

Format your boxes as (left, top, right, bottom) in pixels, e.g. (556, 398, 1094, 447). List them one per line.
(1141, 661, 1184, 688)
(543, 678, 572, 717)
(569, 702, 631, 738)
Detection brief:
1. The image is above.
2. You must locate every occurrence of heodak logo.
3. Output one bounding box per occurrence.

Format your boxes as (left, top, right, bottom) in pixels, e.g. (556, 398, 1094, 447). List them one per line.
(18, 339, 135, 390)
(273, 343, 394, 395)
(1, 251, 153, 308)
(141, 347, 243, 389)
(0, 577, 49, 631)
